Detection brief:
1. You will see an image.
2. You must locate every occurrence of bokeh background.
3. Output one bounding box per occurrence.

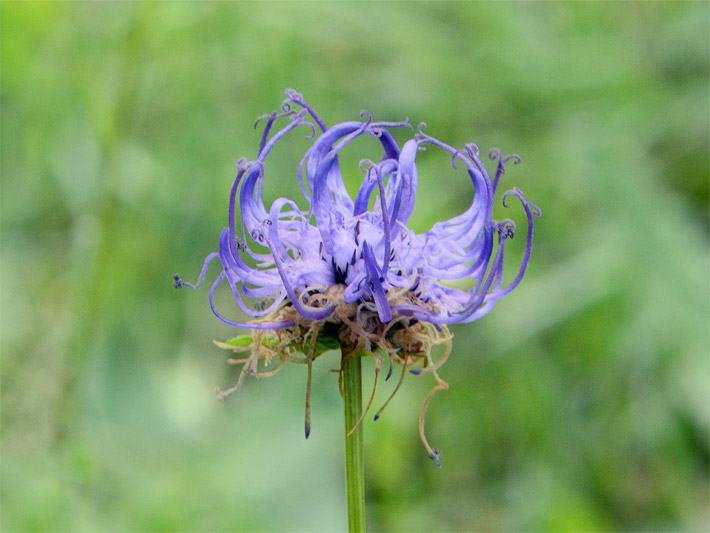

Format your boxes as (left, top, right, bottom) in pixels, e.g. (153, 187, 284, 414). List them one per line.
(2, 2, 708, 532)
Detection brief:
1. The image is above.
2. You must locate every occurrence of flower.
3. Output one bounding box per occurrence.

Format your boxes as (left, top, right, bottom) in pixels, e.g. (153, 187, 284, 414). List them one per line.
(175, 89, 541, 466)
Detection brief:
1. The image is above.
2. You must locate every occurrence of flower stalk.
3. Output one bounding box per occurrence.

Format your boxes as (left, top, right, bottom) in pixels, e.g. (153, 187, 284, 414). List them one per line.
(342, 347, 366, 532)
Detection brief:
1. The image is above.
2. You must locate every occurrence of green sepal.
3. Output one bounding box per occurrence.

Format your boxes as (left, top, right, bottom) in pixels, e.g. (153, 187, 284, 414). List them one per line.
(223, 334, 254, 347)
(314, 333, 341, 355)
(261, 334, 281, 348)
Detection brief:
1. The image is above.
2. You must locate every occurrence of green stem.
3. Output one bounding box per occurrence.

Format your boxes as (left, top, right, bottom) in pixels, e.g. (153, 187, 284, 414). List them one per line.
(342, 350, 366, 532)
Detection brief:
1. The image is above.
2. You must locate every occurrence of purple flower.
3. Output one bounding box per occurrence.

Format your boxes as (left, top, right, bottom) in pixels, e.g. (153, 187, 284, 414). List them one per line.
(175, 89, 540, 464)
(176, 89, 539, 327)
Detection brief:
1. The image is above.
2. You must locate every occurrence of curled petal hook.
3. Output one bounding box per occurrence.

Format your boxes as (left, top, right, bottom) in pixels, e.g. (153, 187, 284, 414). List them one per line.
(502, 187, 540, 215)
(465, 143, 479, 158)
(253, 112, 272, 130)
(358, 158, 378, 175)
(493, 218, 516, 239)
(281, 88, 304, 113)
(284, 87, 301, 100)
(506, 154, 522, 165)
(235, 157, 248, 170)
(253, 110, 292, 130)
(528, 200, 542, 217)
(282, 88, 327, 132)
(502, 187, 519, 208)
(244, 159, 265, 175)
(450, 149, 471, 170)
(489, 148, 522, 173)
(359, 109, 373, 127)
(301, 120, 317, 140)
(370, 118, 412, 139)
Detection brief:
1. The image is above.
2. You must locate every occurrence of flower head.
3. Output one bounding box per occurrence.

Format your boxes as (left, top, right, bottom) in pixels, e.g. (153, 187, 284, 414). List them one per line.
(175, 89, 541, 466)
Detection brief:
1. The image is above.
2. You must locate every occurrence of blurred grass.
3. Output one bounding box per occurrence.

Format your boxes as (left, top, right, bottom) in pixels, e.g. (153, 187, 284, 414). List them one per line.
(1, 1, 708, 532)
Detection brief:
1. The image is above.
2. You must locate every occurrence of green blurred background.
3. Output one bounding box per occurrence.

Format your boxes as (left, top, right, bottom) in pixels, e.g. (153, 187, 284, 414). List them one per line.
(2, 2, 708, 532)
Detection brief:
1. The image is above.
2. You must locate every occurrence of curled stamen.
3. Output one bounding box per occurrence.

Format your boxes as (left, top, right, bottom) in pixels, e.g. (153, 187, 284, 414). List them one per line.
(280, 89, 300, 113)
(489, 148, 522, 170)
(374, 355, 408, 421)
(418, 375, 449, 469)
(301, 121, 317, 140)
(502, 187, 540, 214)
(528, 200, 543, 217)
(489, 149, 522, 192)
(282, 88, 327, 132)
(256, 110, 309, 164)
(246, 353, 287, 378)
(358, 158, 377, 175)
(368, 118, 413, 138)
(428, 448, 443, 470)
(253, 110, 294, 130)
(409, 326, 452, 375)
(450, 148, 472, 169)
(385, 350, 394, 381)
(494, 219, 516, 239)
(465, 143, 480, 158)
(347, 349, 384, 436)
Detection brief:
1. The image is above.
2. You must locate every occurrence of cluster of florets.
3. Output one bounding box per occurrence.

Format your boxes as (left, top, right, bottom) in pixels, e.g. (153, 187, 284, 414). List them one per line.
(175, 89, 540, 465)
